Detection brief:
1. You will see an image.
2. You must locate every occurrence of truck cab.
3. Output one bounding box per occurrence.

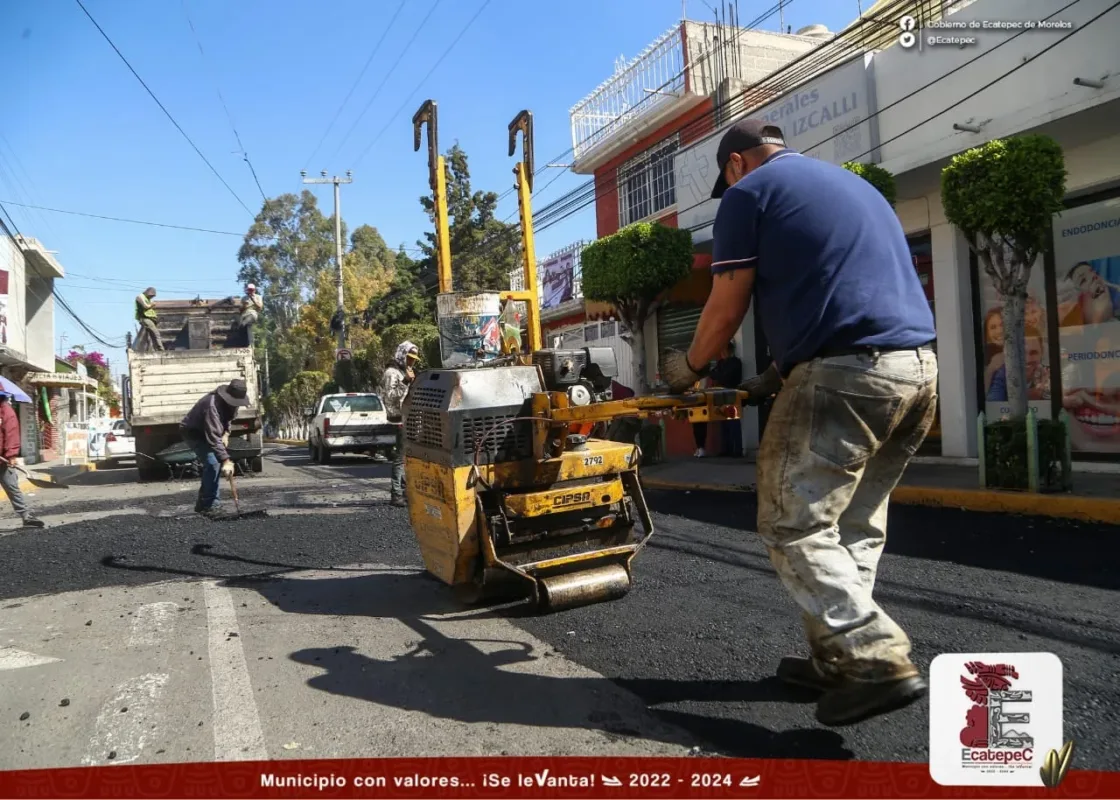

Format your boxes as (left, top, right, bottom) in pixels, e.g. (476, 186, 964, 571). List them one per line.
(307, 392, 396, 464)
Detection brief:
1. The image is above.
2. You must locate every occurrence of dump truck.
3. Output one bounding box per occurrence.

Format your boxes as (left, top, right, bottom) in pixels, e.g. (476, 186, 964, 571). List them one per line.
(124, 297, 264, 481)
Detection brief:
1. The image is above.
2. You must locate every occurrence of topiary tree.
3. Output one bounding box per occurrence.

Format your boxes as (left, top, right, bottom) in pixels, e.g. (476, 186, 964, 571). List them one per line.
(941, 135, 1066, 419)
(842, 161, 897, 208)
(581, 222, 693, 395)
(267, 370, 330, 439)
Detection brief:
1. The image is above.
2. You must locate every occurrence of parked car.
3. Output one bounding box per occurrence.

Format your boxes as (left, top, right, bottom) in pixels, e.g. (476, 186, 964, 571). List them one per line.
(103, 419, 136, 467)
(307, 393, 397, 464)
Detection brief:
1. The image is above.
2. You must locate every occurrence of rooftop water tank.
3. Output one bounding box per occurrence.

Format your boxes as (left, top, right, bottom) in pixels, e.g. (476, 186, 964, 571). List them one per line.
(795, 24, 833, 39)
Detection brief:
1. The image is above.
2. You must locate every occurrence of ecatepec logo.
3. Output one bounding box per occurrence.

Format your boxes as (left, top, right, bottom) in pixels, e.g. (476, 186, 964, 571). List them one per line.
(929, 653, 1066, 787)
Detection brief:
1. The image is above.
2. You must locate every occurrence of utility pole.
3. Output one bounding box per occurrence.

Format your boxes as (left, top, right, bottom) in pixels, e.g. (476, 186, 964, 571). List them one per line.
(300, 170, 352, 350)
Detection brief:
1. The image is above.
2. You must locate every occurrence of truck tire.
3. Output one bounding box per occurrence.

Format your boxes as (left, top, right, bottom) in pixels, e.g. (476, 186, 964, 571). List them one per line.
(251, 456, 263, 473)
(318, 443, 331, 464)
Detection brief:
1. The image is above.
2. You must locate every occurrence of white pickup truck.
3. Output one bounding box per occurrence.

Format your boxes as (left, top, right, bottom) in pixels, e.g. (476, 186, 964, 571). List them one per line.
(307, 392, 398, 464)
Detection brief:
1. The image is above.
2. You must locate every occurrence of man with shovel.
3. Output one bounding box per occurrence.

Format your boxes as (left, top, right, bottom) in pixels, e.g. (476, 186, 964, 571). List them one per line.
(180, 378, 250, 516)
(0, 391, 45, 527)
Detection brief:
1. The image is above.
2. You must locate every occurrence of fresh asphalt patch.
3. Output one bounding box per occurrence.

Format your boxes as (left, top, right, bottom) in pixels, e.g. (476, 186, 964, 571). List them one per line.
(2, 489, 1116, 769)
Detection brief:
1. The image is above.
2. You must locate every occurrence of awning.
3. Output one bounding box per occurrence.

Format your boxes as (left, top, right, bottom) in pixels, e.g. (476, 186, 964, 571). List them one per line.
(25, 372, 99, 390)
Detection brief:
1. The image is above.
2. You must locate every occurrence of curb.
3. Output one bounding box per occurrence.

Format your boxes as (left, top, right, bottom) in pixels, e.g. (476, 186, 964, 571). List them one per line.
(640, 477, 1120, 524)
(264, 439, 304, 446)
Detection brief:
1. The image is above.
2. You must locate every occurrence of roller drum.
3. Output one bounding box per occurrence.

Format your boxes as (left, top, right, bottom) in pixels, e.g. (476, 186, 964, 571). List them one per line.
(536, 563, 631, 612)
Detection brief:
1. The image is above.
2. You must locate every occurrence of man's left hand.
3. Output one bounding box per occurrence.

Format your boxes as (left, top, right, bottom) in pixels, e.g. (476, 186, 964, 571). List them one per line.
(219, 460, 235, 478)
(661, 350, 704, 394)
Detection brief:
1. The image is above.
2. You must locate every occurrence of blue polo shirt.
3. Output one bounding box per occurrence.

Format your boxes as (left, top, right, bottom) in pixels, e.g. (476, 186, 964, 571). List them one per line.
(710, 149, 936, 374)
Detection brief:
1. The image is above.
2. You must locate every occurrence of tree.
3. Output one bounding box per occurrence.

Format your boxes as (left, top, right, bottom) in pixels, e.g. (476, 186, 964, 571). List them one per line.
(237, 191, 337, 332)
(417, 143, 521, 293)
(581, 222, 694, 395)
(291, 226, 394, 375)
(842, 161, 897, 207)
(66, 348, 120, 415)
(941, 135, 1066, 418)
(266, 370, 330, 440)
(365, 246, 435, 331)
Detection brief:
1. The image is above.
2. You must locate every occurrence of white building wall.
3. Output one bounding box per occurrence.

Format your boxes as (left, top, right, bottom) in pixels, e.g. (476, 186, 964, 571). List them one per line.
(0, 234, 29, 363)
(874, 0, 1120, 176)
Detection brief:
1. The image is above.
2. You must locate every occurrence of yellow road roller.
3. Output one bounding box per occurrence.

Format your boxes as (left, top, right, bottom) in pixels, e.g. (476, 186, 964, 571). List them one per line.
(401, 100, 750, 613)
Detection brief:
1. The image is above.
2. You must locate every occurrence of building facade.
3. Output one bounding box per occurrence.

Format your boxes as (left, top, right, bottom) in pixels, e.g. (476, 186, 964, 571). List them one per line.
(0, 227, 69, 463)
(568, 0, 1120, 463)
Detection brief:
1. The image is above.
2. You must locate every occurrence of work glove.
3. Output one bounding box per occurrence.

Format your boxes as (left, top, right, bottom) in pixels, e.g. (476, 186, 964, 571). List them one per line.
(221, 432, 230, 448)
(660, 350, 708, 394)
(219, 460, 235, 479)
(12, 457, 24, 469)
(739, 363, 782, 406)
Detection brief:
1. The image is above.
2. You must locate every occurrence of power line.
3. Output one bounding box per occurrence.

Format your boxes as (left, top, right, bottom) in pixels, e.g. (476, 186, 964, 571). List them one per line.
(0, 199, 427, 254)
(384, 0, 1061, 293)
(73, 0, 255, 217)
(328, 0, 447, 166)
(303, 0, 408, 171)
(489, 0, 804, 208)
(351, 0, 495, 170)
(680, 0, 1106, 232)
(180, 0, 267, 201)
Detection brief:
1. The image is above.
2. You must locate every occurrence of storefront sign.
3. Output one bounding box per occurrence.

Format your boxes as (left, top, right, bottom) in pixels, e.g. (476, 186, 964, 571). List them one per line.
(1051, 197, 1120, 454)
(676, 53, 877, 241)
(975, 251, 1052, 422)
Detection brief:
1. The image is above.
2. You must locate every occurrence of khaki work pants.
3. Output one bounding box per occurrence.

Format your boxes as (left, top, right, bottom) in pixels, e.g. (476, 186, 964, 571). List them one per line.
(756, 347, 938, 680)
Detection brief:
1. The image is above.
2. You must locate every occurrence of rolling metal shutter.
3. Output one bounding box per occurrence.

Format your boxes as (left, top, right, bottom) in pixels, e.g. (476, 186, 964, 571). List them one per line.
(657, 305, 703, 357)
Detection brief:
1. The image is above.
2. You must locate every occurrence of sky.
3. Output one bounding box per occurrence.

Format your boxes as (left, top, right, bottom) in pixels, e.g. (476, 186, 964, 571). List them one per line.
(1, 0, 858, 378)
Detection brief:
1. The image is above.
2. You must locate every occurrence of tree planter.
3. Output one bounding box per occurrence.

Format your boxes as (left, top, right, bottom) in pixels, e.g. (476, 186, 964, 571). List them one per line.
(977, 409, 1073, 493)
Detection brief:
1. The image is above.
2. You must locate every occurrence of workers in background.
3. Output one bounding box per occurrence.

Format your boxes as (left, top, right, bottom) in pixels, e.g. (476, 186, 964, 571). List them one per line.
(0, 392, 44, 528)
(135, 287, 164, 351)
(711, 341, 744, 458)
(381, 341, 419, 507)
(180, 378, 251, 516)
(661, 118, 937, 727)
(240, 283, 264, 346)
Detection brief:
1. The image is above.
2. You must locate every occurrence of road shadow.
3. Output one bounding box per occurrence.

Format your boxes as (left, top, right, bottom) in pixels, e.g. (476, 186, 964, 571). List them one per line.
(246, 567, 852, 761)
(643, 488, 1120, 592)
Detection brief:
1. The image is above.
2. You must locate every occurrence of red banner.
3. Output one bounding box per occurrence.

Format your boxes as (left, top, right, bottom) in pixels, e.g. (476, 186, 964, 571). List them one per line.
(1, 758, 1117, 799)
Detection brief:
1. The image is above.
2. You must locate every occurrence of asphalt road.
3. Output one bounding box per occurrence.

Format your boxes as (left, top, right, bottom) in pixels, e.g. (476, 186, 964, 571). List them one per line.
(1, 446, 1116, 772)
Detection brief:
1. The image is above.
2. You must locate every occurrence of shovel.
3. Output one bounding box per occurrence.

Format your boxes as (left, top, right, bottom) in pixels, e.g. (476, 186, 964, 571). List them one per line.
(0, 457, 69, 490)
(219, 469, 267, 520)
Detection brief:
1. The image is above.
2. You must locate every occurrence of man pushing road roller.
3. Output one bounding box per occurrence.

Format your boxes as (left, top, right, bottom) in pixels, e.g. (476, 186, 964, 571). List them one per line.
(660, 119, 938, 728)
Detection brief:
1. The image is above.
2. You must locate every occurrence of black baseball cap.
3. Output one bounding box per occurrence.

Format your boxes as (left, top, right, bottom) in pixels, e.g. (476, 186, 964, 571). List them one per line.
(710, 119, 787, 199)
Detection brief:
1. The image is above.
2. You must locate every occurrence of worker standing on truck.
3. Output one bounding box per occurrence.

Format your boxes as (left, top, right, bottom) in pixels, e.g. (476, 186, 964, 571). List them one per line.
(380, 341, 419, 507)
(0, 392, 44, 528)
(179, 378, 251, 516)
(660, 119, 938, 727)
(239, 283, 264, 347)
(135, 287, 164, 351)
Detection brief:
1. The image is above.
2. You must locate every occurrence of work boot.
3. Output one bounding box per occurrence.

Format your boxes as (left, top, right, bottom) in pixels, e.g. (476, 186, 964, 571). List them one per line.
(815, 663, 928, 727)
(21, 516, 46, 528)
(198, 504, 225, 519)
(389, 495, 407, 508)
(776, 656, 843, 692)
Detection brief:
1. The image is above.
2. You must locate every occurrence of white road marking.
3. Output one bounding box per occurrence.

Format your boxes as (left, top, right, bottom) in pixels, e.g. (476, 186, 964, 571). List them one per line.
(127, 602, 180, 647)
(0, 646, 62, 671)
(80, 672, 169, 765)
(203, 580, 267, 762)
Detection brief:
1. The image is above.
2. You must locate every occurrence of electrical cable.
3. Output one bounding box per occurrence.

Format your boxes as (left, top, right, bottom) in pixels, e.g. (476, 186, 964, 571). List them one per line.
(368, 0, 1102, 313)
(350, 0, 495, 170)
(181, 0, 267, 201)
(401, 0, 918, 278)
(303, 0, 408, 171)
(73, 0, 255, 217)
(328, 0, 447, 165)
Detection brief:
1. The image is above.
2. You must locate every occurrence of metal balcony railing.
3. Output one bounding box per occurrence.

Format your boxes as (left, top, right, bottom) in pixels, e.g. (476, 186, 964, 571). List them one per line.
(569, 24, 686, 161)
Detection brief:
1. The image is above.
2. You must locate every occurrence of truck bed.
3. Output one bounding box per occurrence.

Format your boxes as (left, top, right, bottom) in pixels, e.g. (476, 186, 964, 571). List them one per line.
(148, 297, 246, 350)
(126, 348, 259, 427)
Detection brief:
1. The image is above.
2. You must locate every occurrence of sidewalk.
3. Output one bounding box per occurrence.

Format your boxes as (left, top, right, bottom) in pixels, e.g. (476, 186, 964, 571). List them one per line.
(641, 457, 1120, 524)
